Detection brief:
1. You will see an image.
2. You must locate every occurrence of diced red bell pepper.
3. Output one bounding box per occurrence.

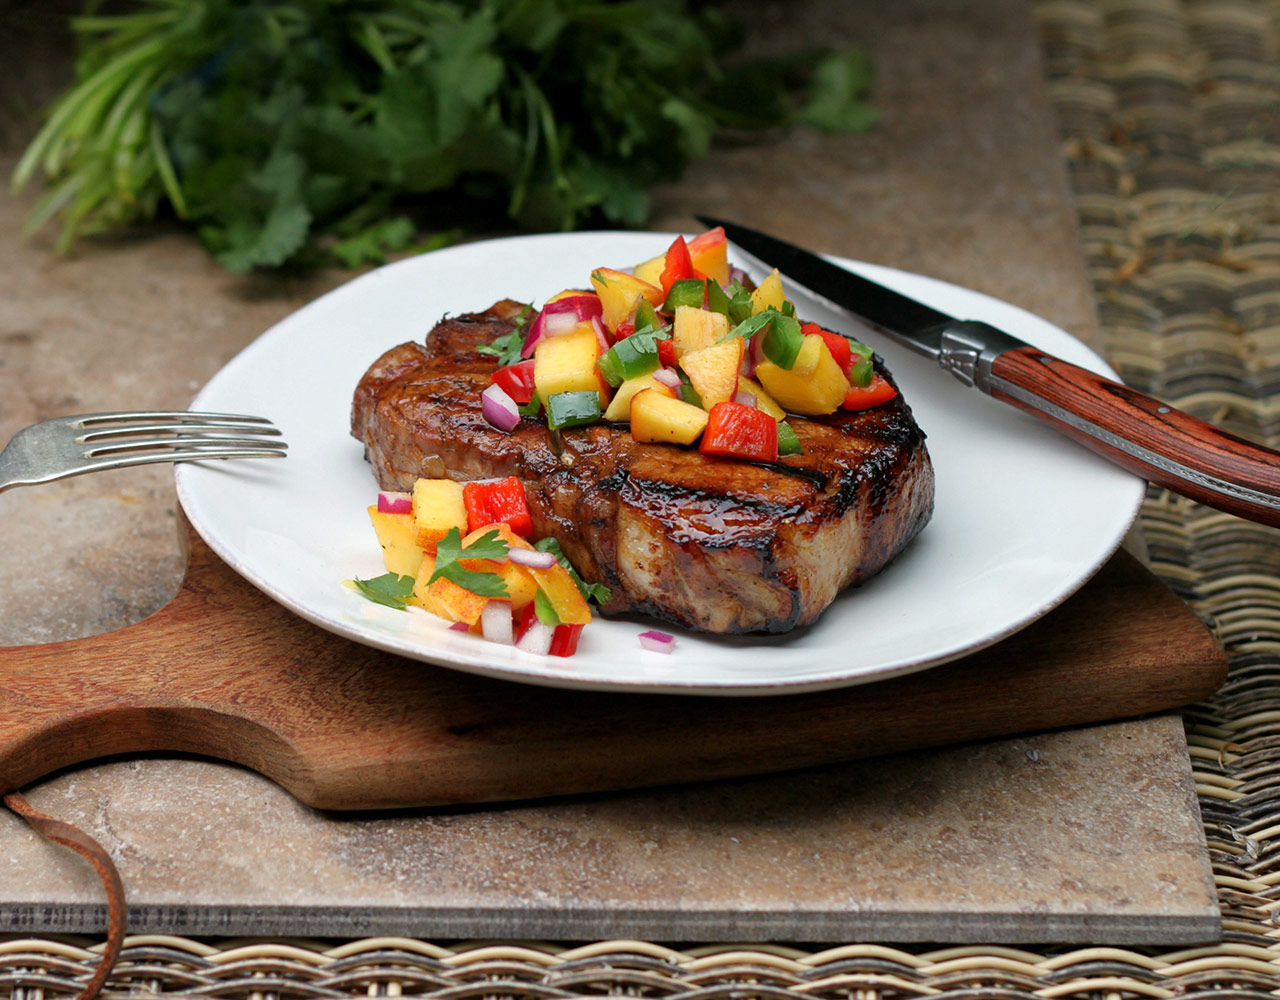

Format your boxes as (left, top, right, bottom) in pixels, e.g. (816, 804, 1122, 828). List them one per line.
(462, 476, 534, 537)
(840, 373, 898, 410)
(803, 323, 852, 373)
(656, 337, 677, 368)
(549, 622, 584, 657)
(659, 235, 706, 295)
(614, 318, 636, 339)
(699, 401, 779, 463)
(490, 359, 537, 405)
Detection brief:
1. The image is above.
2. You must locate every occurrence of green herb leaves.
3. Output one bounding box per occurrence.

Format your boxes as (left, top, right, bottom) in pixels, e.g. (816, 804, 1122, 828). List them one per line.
(15, 0, 877, 272)
(429, 527, 510, 598)
(351, 572, 416, 609)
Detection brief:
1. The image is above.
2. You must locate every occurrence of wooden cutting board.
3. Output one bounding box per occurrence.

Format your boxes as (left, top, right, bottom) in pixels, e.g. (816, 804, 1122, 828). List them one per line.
(0, 521, 1226, 810)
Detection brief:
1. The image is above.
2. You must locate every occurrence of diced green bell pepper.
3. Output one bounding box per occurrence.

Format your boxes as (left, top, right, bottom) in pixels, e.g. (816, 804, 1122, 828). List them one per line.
(763, 314, 804, 369)
(547, 391, 601, 429)
(846, 351, 874, 388)
(662, 278, 707, 312)
(596, 333, 659, 386)
(776, 420, 803, 456)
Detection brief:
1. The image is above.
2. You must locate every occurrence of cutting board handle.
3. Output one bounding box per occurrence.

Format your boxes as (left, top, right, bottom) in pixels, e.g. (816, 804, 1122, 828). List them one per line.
(0, 516, 1227, 810)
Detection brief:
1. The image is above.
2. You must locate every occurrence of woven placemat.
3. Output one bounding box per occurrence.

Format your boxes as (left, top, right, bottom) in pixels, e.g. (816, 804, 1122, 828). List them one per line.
(5, 0, 1280, 995)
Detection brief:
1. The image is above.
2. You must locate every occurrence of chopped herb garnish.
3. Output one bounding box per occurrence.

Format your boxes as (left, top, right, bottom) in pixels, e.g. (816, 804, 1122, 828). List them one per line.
(352, 572, 416, 610)
(720, 309, 775, 344)
(477, 304, 533, 368)
(533, 536, 612, 604)
(726, 283, 755, 325)
(428, 527, 510, 598)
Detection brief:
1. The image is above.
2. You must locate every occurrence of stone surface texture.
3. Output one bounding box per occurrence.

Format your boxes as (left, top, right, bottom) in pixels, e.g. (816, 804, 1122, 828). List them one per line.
(0, 0, 1218, 944)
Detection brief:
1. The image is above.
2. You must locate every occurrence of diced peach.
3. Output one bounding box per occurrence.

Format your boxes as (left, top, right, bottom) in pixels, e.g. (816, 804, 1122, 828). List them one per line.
(755, 334, 850, 416)
(750, 268, 786, 315)
(630, 388, 710, 446)
(546, 288, 595, 304)
(463, 521, 533, 550)
(589, 267, 664, 334)
(533, 322, 611, 409)
(411, 478, 467, 548)
(424, 574, 491, 625)
(459, 523, 538, 610)
(672, 305, 729, 358)
(681, 338, 744, 409)
(688, 227, 730, 285)
(408, 552, 450, 616)
(366, 506, 425, 578)
(527, 561, 593, 625)
(632, 253, 666, 288)
(738, 376, 786, 421)
(602, 372, 677, 421)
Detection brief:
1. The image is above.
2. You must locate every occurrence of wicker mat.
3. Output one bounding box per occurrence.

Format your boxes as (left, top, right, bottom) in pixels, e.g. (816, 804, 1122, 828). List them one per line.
(5, 1, 1280, 996)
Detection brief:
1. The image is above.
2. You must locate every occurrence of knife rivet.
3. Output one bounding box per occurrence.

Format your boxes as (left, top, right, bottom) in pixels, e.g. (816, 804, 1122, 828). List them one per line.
(1039, 356, 1053, 364)
(1157, 406, 1170, 414)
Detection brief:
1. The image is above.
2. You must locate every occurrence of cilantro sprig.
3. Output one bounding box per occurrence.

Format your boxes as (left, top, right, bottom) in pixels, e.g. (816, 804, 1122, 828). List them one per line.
(14, 1, 876, 272)
(429, 527, 510, 598)
(477, 304, 533, 367)
(351, 572, 416, 610)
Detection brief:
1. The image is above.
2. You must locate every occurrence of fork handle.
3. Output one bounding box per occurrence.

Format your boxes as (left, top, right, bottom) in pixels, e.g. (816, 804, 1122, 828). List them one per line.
(986, 345, 1280, 525)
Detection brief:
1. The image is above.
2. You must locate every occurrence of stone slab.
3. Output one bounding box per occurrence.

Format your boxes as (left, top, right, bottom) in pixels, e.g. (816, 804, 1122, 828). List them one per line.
(0, 718, 1215, 944)
(0, 0, 1220, 944)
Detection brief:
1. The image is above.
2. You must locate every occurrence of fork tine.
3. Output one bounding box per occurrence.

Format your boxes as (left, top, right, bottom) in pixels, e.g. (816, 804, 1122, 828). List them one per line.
(72, 411, 277, 427)
(79, 421, 283, 442)
(84, 436, 289, 457)
(81, 449, 289, 473)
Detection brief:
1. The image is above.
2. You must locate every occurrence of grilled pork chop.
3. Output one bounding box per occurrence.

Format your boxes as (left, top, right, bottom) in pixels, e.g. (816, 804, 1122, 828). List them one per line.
(352, 301, 934, 633)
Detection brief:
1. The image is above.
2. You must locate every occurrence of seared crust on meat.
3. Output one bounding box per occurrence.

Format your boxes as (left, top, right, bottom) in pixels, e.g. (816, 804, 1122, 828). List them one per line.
(352, 303, 934, 633)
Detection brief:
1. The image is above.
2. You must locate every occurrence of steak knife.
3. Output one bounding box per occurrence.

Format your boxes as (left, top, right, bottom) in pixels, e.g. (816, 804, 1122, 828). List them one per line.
(698, 214, 1280, 528)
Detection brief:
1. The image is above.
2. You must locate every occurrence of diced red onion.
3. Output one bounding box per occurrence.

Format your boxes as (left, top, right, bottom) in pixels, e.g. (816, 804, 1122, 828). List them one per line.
(728, 266, 749, 286)
(591, 314, 611, 352)
(508, 548, 557, 570)
(377, 491, 412, 514)
(481, 383, 521, 432)
(481, 601, 514, 645)
(448, 621, 471, 632)
(516, 619, 554, 655)
(522, 295, 604, 358)
(734, 390, 757, 408)
(638, 629, 676, 653)
(652, 367, 682, 390)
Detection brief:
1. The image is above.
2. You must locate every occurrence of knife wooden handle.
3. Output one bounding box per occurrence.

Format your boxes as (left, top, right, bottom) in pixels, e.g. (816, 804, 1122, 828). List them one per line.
(988, 345, 1280, 526)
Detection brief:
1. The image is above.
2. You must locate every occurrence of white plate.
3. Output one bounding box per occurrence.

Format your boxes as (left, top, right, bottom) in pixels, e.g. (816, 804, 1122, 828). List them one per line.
(176, 231, 1143, 695)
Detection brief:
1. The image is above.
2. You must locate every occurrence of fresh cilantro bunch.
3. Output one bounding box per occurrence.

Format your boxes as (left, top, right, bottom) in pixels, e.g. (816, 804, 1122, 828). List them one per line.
(13, 0, 876, 272)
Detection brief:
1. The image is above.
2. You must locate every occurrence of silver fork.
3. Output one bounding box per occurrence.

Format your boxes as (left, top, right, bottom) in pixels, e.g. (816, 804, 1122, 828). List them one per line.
(0, 411, 287, 493)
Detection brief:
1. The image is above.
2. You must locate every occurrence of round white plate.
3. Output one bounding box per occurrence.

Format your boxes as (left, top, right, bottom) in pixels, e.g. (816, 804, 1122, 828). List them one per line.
(175, 231, 1143, 695)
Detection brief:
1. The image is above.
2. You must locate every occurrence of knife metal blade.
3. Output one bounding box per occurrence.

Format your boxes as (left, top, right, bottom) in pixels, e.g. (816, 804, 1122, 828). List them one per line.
(697, 214, 1280, 528)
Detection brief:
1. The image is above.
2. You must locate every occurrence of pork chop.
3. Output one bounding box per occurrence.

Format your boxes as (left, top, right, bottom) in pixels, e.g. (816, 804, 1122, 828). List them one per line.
(352, 301, 934, 633)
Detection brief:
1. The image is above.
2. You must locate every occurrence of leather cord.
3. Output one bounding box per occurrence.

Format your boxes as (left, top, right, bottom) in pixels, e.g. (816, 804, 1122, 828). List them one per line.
(3, 791, 126, 1000)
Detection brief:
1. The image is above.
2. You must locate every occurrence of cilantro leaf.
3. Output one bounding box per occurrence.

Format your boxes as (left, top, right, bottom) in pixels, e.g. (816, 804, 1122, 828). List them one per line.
(429, 527, 510, 598)
(351, 572, 416, 610)
(16, 1, 876, 271)
(721, 310, 776, 344)
(533, 536, 611, 604)
(477, 305, 533, 367)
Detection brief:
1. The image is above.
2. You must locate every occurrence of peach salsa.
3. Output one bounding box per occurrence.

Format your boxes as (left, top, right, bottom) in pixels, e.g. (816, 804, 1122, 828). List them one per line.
(349, 226, 900, 657)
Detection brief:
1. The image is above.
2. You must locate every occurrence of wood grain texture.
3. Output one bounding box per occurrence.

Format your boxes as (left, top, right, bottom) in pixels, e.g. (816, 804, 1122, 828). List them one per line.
(990, 346, 1280, 525)
(0, 520, 1227, 810)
